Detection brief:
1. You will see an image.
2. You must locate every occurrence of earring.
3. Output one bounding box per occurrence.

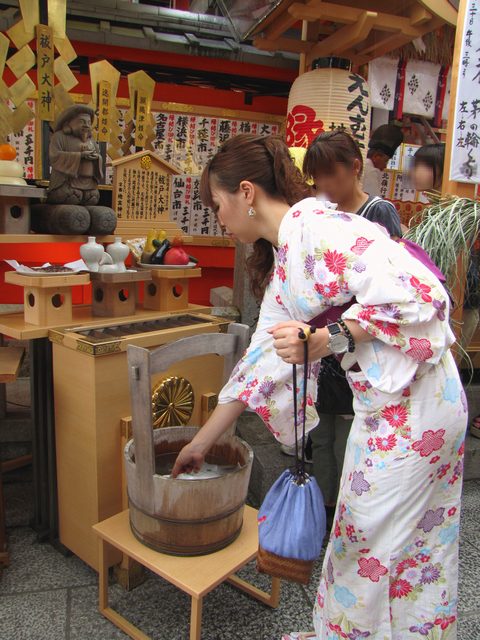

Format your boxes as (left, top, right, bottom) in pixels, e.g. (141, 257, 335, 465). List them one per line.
(248, 207, 256, 218)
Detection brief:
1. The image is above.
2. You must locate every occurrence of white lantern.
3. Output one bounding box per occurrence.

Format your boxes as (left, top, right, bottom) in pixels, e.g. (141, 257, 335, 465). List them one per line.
(286, 57, 371, 163)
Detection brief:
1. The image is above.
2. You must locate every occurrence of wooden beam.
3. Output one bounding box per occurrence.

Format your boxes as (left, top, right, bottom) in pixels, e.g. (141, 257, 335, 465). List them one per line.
(253, 35, 313, 53)
(348, 16, 444, 63)
(306, 10, 377, 65)
(409, 4, 432, 26)
(264, 0, 312, 40)
(417, 0, 458, 26)
(288, 1, 427, 37)
(299, 19, 321, 73)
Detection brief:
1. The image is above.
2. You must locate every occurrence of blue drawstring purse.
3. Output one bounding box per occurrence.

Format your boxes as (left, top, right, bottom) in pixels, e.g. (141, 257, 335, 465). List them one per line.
(257, 330, 327, 585)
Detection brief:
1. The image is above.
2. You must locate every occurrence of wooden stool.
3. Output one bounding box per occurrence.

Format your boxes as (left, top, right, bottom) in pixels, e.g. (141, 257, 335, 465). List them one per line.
(91, 271, 151, 318)
(0, 344, 31, 567)
(143, 268, 201, 312)
(5, 272, 90, 326)
(93, 507, 280, 640)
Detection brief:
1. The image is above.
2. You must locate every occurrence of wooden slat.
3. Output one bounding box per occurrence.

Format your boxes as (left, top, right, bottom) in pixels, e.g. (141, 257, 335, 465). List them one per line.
(288, 1, 425, 37)
(0, 347, 25, 382)
(409, 4, 432, 26)
(306, 10, 377, 64)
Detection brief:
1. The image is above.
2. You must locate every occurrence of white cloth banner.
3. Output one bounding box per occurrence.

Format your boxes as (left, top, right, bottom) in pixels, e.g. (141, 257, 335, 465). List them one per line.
(368, 57, 398, 110)
(403, 60, 440, 118)
(450, 0, 480, 184)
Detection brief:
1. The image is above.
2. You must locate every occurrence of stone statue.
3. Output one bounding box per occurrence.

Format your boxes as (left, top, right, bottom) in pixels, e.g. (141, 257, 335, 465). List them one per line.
(48, 105, 103, 205)
(32, 105, 117, 235)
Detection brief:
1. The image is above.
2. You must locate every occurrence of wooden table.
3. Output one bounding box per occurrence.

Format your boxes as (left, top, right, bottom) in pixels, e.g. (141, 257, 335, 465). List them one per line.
(0, 304, 211, 544)
(93, 507, 280, 640)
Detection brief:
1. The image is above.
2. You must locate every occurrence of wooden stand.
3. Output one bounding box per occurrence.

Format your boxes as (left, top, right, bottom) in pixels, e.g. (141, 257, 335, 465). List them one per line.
(0, 185, 46, 234)
(90, 271, 152, 318)
(143, 268, 201, 312)
(4, 271, 90, 326)
(94, 507, 280, 640)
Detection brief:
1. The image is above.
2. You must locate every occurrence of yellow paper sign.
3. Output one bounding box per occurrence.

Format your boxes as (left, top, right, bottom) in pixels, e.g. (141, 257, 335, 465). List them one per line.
(6, 44, 35, 79)
(36, 24, 55, 121)
(10, 74, 36, 108)
(98, 80, 112, 143)
(134, 90, 148, 148)
(54, 36, 77, 65)
(10, 101, 35, 134)
(54, 56, 78, 92)
(7, 20, 34, 50)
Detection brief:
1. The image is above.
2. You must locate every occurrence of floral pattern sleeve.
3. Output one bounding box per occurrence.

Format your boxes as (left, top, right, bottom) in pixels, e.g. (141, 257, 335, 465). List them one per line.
(218, 262, 321, 445)
(281, 199, 455, 395)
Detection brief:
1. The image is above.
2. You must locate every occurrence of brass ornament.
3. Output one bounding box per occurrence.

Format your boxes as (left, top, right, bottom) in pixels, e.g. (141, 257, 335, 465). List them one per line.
(140, 154, 152, 170)
(151, 376, 194, 428)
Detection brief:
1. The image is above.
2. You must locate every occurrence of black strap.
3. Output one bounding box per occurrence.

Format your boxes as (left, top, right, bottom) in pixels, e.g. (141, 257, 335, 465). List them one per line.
(292, 337, 309, 484)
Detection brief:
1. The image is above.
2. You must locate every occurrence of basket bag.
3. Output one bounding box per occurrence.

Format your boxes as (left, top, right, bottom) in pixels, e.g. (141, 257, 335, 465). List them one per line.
(257, 332, 326, 585)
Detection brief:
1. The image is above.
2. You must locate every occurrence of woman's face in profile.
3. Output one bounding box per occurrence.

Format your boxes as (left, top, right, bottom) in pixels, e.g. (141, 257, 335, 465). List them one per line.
(210, 182, 260, 244)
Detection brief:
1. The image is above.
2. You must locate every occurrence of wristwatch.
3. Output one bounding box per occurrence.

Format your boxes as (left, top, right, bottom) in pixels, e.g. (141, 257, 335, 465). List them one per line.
(326, 322, 350, 354)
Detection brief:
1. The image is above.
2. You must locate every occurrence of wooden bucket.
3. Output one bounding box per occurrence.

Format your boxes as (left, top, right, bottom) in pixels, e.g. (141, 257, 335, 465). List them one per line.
(124, 426, 253, 555)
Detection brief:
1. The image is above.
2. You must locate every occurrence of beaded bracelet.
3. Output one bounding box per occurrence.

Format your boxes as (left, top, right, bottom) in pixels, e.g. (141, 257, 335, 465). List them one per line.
(338, 318, 355, 353)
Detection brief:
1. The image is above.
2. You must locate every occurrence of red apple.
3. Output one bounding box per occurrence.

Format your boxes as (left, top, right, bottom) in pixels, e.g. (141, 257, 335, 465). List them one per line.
(163, 247, 190, 265)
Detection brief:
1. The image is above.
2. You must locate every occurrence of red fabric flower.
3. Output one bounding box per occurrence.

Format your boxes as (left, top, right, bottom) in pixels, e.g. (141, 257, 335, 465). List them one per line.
(406, 337, 434, 362)
(396, 558, 418, 574)
(238, 389, 253, 404)
(315, 281, 340, 298)
(374, 320, 400, 337)
(286, 105, 325, 147)
(389, 579, 413, 598)
(434, 616, 456, 630)
(357, 557, 388, 582)
(292, 209, 301, 218)
(448, 507, 457, 516)
(358, 306, 376, 322)
(324, 249, 348, 275)
(375, 434, 397, 451)
(276, 266, 286, 282)
(429, 455, 441, 464)
(412, 429, 446, 457)
(351, 237, 374, 255)
(255, 405, 271, 423)
(381, 404, 408, 428)
(410, 276, 433, 302)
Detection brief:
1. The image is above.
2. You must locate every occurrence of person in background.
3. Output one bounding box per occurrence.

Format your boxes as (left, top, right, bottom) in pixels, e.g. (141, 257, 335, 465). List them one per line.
(297, 130, 402, 521)
(412, 142, 446, 192)
(412, 142, 480, 437)
(363, 124, 403, 197)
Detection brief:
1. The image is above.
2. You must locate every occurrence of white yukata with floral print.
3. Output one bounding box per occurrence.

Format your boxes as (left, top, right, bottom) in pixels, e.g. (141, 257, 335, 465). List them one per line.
(219, 198, 467, 639)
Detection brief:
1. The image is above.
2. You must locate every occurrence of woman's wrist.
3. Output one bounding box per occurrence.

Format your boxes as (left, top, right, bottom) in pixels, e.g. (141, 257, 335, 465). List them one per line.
(309, 327, 331, 360)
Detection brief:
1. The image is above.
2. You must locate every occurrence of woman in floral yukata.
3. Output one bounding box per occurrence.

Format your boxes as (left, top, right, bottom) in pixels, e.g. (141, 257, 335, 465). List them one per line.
(172, 134, 467, 640)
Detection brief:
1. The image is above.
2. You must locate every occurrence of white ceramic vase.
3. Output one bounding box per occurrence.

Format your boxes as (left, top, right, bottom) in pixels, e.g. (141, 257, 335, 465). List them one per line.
(106, 237, 129, 273)
(80, 236, 104, 272)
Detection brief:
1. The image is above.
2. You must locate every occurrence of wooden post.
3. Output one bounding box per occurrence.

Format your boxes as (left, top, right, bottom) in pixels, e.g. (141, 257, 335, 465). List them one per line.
(440, 0, 477, 335)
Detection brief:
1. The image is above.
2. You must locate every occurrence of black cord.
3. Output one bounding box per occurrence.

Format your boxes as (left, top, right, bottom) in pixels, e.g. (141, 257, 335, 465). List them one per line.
(292, 333, 309, 484)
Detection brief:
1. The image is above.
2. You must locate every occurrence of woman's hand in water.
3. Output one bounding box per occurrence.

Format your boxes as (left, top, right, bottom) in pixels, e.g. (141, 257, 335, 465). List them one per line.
(269, 321, 329, 363)
(171, 442, 206, 478)
(171, 401, 246, 478)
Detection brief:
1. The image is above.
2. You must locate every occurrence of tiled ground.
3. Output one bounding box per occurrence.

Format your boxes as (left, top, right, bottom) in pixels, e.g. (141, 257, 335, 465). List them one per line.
(2, 471, 480, 639)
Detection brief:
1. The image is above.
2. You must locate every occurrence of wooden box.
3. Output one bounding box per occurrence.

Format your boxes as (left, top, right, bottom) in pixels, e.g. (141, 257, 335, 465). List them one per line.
(90, 271, 151, 318)
(5, 271, 90, 326)
(144, 268, 202, 312)
(48, 312, 230, 571)
(0, 185, 46, 234)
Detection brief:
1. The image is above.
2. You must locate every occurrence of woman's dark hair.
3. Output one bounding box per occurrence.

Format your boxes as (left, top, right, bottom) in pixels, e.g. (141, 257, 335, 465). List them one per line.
(414, 143, 446, 190)
(200, 134, 308, 299)
(303, 130, 364, 181)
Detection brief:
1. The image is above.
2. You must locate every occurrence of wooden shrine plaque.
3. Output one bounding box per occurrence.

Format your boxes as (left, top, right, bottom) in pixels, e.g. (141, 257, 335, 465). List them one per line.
(112, 150, 182, 236)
